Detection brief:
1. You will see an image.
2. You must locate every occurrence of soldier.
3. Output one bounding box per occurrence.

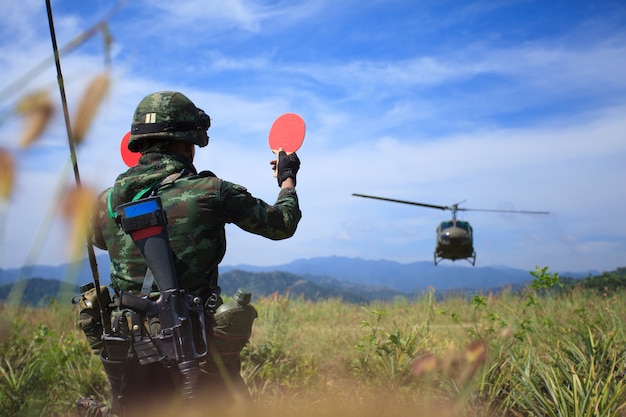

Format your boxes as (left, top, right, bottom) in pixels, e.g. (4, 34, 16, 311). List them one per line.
(78, 91, 301, 416)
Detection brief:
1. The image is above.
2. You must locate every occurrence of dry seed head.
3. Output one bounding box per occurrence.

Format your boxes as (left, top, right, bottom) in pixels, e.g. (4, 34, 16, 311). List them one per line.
(16, 91, 55, 149)
(61, 185, 96, 261)
(0, 149, 15, 201)
(459, 340, 487, 383)
(411, 341, 488, 384)
(411, 352, 439, 378)
(464, 340, 487, 364)
(72, 72, 110, 145)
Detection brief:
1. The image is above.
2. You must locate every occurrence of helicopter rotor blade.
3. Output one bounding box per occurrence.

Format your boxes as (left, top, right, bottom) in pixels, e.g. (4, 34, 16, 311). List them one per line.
(461, 208, 550, 215)
(352, 193, 448, 211)
(353, 193, 549, 215)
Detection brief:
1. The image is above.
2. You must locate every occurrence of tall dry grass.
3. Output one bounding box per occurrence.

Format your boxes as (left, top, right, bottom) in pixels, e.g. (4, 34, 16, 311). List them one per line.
(1, 283, 626, 416)
(241, 282, 626, 417)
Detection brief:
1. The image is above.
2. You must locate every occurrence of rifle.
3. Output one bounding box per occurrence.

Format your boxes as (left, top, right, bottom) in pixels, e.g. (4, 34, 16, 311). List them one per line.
(103, 196, 208, 400)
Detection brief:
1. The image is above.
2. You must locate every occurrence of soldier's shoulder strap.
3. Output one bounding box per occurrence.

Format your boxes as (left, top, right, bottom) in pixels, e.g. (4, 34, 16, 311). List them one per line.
(107, 169, 193, 219)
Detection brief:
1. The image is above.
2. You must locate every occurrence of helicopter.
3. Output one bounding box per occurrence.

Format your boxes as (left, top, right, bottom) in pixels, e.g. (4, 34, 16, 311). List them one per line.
(352, 193, 550, 266)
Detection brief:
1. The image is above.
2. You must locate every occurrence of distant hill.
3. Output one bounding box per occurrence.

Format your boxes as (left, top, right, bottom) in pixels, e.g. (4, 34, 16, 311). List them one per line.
(0, 255, 607, 306)
(0, 260, 104, 288)
(221, 256, 597, 293)
(0, 277, 79, 307)
(218, 269, 405, 303)
(0, 269, 405, 306)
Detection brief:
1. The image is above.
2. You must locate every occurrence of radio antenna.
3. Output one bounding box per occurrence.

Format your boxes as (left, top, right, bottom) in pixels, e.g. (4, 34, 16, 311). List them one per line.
(45, 0, 111, 333)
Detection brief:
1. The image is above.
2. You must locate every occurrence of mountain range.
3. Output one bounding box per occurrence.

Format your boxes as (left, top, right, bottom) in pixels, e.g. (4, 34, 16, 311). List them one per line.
(222, 256, 596, 292)
(0, 255, 596, 305)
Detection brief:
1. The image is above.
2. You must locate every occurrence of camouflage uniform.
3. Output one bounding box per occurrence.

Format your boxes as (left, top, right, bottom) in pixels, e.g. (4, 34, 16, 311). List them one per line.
(81, 91, 301, 416)
(90, 150, 301, 298)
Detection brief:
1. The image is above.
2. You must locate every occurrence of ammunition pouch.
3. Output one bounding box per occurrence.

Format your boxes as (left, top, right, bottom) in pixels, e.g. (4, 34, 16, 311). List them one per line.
(74, 285, 160, 363)
(102, 300, 163, 365)
(74, 284, 112, 354)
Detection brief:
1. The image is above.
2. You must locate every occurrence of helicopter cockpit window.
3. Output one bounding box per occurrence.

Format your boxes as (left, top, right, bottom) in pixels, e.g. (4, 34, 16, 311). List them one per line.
(457, 221, 473, 238)
(439, 221, 454, 230)
(457, 221, 470, 231)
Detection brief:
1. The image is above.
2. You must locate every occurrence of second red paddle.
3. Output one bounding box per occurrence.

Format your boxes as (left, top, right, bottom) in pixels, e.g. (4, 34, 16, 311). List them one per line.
(120, 131, 140, 167)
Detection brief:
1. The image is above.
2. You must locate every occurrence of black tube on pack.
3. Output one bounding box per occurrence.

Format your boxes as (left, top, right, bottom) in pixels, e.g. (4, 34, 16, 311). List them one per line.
(116, 196, 177, 291)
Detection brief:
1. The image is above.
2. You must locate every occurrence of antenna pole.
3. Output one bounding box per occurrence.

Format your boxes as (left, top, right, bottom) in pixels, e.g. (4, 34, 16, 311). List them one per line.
(45, 0, 110, 333)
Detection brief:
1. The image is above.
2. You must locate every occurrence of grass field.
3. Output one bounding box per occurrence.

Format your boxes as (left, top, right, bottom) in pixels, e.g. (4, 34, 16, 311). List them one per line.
(1, 268, 626, 416)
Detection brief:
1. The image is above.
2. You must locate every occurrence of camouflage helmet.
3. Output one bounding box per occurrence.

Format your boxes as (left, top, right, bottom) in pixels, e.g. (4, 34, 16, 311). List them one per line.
(128, 91, 210, 152)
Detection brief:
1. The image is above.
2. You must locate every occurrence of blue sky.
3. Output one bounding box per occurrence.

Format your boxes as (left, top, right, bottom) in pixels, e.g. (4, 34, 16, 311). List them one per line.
(1, 0, 625, 274)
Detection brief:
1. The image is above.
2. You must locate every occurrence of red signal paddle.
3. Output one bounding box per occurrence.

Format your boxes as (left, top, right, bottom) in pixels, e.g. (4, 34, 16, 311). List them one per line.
(268, 113, 306, 177)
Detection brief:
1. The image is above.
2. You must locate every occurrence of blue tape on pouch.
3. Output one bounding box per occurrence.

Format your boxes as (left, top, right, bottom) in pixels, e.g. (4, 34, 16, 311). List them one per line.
(123, 199, 159, 218)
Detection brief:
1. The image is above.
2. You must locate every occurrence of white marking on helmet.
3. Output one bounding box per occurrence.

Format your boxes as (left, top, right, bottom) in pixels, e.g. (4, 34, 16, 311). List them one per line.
(145, 113, 156, 123)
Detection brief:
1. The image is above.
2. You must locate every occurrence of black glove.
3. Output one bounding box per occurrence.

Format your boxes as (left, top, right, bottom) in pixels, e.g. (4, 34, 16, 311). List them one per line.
(276, 151, 300, 187)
